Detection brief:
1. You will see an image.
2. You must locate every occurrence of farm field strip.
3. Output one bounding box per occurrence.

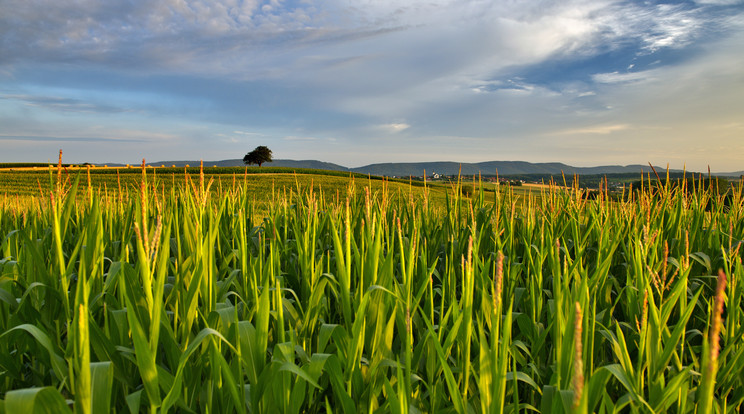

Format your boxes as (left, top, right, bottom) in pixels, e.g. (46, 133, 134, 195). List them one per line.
(0, 166, 453, 210)
(0, 168, 742, 413)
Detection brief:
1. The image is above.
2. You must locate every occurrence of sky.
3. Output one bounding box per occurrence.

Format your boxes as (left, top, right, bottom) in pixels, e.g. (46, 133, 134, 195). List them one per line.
(1, 0, 743, 171)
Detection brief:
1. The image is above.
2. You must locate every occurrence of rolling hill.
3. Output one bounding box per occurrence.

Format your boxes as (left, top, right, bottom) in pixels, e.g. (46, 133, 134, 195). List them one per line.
(90, 158, 733, 177)
(349, 161, 671, 176)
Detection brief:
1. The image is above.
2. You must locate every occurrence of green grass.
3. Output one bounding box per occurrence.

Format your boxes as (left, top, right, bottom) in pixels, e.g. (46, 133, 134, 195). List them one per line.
(0, 166, 742, 413)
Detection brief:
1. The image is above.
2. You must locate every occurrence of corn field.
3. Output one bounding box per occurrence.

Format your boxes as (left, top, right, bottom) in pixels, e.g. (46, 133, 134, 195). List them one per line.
(0, 166, 742, 413)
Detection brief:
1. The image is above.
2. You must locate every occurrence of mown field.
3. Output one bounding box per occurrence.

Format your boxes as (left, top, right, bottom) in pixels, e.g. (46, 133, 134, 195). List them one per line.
(0, 166, 742, 413)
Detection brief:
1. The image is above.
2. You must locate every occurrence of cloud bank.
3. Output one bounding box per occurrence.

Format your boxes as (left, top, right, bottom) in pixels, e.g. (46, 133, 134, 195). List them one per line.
(1, 0, 743, 170)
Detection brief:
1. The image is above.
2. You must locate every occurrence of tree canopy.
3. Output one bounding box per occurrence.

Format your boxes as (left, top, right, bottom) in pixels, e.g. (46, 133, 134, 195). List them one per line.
(243, 146, 273, 167)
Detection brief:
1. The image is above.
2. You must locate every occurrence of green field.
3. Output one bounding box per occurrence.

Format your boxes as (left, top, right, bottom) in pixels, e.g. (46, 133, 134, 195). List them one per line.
(0, 165, 426, 195)
(0, 167, 742, 413)
(0, 166, 459, 215)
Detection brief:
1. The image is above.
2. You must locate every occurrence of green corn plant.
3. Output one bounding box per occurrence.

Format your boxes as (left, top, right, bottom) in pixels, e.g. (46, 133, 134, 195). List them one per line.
(1, 165, 743, 412)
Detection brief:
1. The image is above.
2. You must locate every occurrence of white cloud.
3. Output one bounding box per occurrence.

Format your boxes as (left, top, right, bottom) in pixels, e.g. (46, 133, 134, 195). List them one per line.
(378, 123, 410, 133)
(695, 0, 744, 5)
(592, 70, 657, 84)
(2, 0, 744, 170)
(0, 0, 731, 85)
(639, 5, 703, 51)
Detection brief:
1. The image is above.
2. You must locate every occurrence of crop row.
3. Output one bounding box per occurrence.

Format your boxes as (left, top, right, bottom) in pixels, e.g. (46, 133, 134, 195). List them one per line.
(0, 171, 742, 413)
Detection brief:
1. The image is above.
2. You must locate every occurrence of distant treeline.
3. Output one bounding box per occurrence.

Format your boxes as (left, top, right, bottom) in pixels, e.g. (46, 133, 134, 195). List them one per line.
(412, 172, 683, 189)
(496, 172, 738, 190)
(629, 176, 736, 194)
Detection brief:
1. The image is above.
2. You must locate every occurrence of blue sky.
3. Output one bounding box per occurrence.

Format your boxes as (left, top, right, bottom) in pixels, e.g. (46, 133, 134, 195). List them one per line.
(1, 0, 743, 171)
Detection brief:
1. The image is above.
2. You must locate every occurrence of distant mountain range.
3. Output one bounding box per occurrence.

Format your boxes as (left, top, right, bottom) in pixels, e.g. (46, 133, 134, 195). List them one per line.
(347, 161, 675, 177)
(134, 159, 741, 177)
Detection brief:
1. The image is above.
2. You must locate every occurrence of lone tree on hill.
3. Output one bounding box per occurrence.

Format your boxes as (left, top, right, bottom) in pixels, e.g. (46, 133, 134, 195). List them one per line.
(243, 146, 273, 167)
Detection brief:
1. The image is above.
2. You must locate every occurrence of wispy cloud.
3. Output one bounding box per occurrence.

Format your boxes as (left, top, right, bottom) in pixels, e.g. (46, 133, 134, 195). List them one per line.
(631, 4, 704, 52)
(695, 0, 744, 6)
(283, 135, 318, 141)
(551, 124, 631, 136)
(1, 94, 129, 113)
(232, 130, 265, 137)
(1, 0, 744, 169)
(470, 79, 536, 94)
(592, 70, 656, 84)
(1, 0, 736, 87)
(0, 135, 146, 142)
